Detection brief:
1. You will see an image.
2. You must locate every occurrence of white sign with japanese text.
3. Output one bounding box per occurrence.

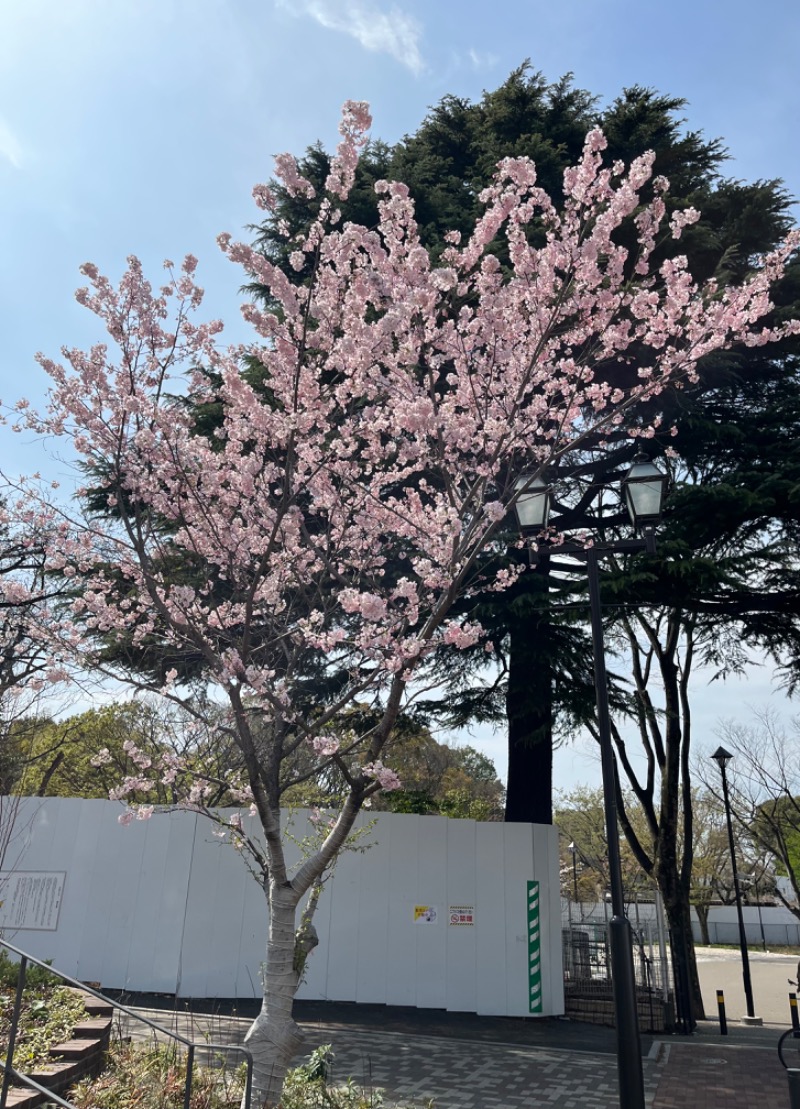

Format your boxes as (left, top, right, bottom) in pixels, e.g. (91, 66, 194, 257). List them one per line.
(0, 871, 66, 931)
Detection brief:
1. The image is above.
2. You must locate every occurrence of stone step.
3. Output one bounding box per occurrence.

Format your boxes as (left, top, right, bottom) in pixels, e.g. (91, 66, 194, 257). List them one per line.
(3, 1086, 41, 1109)
(3, 987, 112, 1109)
(70, 1017, 112, 1038)
(49, 1036, 104, 1061)
(26, 1059, 83, 1088)
(64, 986, 114, 1019)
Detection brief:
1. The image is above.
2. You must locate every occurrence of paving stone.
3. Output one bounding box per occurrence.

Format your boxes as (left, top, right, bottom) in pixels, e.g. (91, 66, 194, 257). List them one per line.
(651, 1043, 787, 1108)
(122, 1005, 785, 1108)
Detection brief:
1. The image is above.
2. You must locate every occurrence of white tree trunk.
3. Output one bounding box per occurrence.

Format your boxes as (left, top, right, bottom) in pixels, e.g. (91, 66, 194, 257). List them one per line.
(242, 795, 362, 1105)
(243, 883, 305, 1107)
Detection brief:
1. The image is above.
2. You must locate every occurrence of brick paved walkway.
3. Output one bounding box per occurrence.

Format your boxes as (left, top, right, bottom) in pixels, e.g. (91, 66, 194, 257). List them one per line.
(126, 1008, 665, 1107)
(651, 1042, 788, 1109)
(304, 1029, 664, 1109)
(124, 1003, 791, 1108)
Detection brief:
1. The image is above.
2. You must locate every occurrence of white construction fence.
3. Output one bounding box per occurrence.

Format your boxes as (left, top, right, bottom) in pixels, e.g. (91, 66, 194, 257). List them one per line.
(0, 797, 563, 1018)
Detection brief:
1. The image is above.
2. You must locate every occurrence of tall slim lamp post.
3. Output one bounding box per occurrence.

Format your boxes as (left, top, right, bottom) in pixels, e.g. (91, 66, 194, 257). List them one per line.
(711, 746, 760, 1023)
(514, 452, 667, 1109)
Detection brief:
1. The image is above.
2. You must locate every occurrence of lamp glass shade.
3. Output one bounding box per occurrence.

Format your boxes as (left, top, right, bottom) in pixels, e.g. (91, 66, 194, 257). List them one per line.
(513, 474, 551, 530)
(711, 745, 733, 771)
(622, 455, 666, 528)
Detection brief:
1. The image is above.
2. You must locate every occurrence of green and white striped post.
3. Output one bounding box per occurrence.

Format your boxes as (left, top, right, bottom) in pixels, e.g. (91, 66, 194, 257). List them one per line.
(527, 880, 542, 1014)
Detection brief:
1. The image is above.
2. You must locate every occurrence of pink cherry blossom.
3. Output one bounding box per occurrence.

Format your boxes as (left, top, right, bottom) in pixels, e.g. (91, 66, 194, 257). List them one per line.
(363, 762, 402, 791)
(311, 736, 341, 757)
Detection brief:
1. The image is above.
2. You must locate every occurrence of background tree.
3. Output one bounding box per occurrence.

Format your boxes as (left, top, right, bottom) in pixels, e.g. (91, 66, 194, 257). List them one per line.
(248, 65, 800, 850)
(16, 97, 791, 1105)
(685, 788, 756, 946)
(379, 735, 504, 819)
(594, 244, 800, 1009)
(555, 785, 652, 905)
(702, 713, 800, 920)
(7, 701, 240, 805)
(557, 783, 772, 945)
(249, 710, 505, 819)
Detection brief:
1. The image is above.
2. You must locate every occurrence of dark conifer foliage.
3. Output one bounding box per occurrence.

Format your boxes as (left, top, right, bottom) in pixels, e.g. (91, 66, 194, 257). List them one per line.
(75, 64, 799, 1023)
(242, 68, 800, 1023)
(248, 64, 799, 825)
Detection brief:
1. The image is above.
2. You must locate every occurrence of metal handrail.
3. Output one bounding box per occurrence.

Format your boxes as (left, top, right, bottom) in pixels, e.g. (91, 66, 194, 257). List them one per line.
(0, 937, 253, 1109)
(0, 1061, 84, 1109)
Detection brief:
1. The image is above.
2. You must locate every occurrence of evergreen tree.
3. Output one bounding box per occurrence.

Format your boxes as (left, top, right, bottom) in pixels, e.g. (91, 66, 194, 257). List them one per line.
(250, 63, 799, 824)
(242, 65, 800, 1021)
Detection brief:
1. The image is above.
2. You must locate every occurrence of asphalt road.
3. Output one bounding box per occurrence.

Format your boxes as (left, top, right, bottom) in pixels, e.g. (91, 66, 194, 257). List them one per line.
(695, 944, 800, 1026)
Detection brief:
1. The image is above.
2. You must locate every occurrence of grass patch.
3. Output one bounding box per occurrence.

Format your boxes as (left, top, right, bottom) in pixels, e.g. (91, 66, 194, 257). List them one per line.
(0, 951, 88, 1071)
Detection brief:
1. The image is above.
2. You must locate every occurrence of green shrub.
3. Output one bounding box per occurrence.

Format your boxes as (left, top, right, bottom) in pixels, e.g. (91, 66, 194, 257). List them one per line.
(0, 950, 61, 990)
(0, 980, 87, 1070)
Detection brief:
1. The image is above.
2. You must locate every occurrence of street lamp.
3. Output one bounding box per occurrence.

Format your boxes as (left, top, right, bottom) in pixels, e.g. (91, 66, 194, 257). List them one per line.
(621, 454, 667, 549)
(514, 451, 667, 1109)
(711, 745, 760, 1023)
(513, 473, 551, 530)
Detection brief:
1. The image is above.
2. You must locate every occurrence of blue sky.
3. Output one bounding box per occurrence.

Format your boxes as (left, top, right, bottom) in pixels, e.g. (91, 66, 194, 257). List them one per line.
(1, 0, 798, 783)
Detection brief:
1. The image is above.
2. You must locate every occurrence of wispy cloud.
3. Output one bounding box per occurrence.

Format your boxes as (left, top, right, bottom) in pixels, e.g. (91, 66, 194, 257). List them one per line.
(468, 48, 499, 71)
(278, 0, 424, 74)
(0, 117, 23, 169)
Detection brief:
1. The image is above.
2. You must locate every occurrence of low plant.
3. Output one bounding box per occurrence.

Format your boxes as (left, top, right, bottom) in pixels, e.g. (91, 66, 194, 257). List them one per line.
(71, 1041, 432, 1109)
(71, 1040, 246, 1109)
(0, 949, 61, 990)
(0, 979, 87, 1070)
(281, 1046, 379, 1108)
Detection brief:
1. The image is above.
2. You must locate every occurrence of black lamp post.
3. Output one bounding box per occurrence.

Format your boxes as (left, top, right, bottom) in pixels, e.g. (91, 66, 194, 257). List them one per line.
(513, 451, 667, 1109)
(711, 745, 758, 1021)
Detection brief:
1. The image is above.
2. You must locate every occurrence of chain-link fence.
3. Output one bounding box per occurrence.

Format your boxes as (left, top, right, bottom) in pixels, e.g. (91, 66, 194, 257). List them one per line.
(561, 918, 674, 1031)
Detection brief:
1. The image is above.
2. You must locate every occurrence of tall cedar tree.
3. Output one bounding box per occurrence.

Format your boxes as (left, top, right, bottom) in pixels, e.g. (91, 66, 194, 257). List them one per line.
(244, 67, 800, 1022)
(249, 63, 800, 801)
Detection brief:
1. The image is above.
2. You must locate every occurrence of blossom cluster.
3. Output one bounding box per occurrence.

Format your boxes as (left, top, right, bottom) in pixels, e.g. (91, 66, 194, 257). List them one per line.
(362, 762, 402, 791)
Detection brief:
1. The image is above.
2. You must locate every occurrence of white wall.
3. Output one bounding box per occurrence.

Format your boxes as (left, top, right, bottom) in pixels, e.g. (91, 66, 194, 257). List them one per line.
(0, 798, 563, 1017)
(564, 896, 800, 947)
(699, 904, 800, 947)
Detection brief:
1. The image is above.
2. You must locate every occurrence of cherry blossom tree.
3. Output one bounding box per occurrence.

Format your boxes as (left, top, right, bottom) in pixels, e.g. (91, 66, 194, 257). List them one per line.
(15, 101, 799, 1105)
